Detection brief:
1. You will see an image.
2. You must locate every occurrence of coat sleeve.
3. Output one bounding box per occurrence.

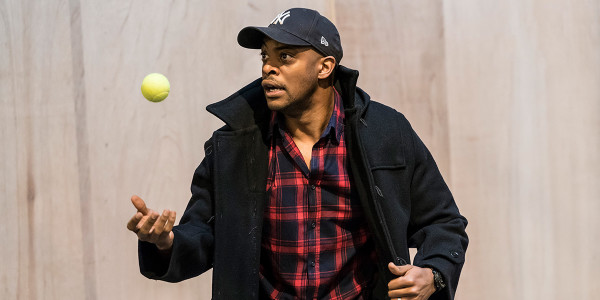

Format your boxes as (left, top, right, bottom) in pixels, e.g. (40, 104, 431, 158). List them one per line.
(138, 140, 216, 282)
(406, 128, 469, 300)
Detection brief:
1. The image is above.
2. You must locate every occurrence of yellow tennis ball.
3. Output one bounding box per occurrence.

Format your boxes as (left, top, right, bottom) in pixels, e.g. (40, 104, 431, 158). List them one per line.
(141, 73, 170, 102)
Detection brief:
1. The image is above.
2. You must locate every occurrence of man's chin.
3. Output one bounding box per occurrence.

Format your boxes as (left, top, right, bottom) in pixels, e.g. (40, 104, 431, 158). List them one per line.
(264, 95, 287, 111)
(266, 101, 285, 112)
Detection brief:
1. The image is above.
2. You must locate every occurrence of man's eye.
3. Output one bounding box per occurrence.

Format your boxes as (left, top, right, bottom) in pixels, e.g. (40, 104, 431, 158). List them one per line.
(280, 53, 290, 60)
(260, 53, 267, 61)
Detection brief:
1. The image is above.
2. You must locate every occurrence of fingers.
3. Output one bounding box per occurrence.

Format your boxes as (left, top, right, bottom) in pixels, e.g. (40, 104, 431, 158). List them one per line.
(389, 262, 412, 276)
(388, 263, 416, 295)
(134, 209, 177, 243)
(388, 276, 420, 299)
(152, 210, 171, 236)
(155, 211, 176, 250)
(127, 195, 176, 249)
(164, 210, 176, 232)
(131, 195, 149, 215)
(388, 276, 414, 292)
(126, 212, 143, 232)
(387, 264, 436, 300)
(388, 287, 418, 298)
(138, 211, 159, 237)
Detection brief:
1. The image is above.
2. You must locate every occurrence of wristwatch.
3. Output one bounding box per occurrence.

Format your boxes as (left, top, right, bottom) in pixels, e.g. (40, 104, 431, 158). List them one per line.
(430, 268, 446, 291)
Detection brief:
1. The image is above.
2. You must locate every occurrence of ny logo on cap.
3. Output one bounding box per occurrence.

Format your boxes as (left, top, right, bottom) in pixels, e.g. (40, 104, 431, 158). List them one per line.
(271, 10, 291, 25)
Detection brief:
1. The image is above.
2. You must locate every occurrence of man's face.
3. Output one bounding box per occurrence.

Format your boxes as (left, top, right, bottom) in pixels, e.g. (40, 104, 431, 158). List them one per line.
(260, 38, 324, 115)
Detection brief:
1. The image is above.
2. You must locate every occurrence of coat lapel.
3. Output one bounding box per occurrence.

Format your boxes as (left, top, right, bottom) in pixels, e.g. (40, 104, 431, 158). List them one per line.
(211, 125, 269, 298)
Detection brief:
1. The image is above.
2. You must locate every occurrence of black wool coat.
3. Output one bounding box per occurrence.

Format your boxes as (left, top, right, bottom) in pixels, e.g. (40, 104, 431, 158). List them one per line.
(138, 66, 469, 300)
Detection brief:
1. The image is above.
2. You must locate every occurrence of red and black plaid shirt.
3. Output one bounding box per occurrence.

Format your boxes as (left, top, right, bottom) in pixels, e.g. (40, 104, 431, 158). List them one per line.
(260, 89, 377, 299)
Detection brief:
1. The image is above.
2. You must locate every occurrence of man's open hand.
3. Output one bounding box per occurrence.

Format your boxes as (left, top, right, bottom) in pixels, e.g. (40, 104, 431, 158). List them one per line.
(126, 195, 176, 251)
(387, 262, 436, 300)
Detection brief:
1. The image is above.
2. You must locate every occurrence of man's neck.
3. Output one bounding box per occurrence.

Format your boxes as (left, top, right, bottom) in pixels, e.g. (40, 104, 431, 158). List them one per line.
(283, 87, 335, 145)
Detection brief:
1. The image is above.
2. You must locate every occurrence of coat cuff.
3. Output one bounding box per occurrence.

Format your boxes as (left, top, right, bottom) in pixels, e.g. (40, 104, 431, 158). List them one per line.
(417, 253, 465, 300)
(138, 240, 171, 279)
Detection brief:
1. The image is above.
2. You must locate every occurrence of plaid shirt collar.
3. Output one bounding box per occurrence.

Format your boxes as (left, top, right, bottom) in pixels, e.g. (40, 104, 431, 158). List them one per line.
(268, 88, 344, 145)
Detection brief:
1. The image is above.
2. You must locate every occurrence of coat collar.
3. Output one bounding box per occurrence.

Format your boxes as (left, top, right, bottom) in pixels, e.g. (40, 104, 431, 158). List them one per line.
(206, 65, 368, 131)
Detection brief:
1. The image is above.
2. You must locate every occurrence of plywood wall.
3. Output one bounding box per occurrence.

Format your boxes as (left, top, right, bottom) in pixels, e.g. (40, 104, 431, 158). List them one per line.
(443, 1, 600, 298)
(1, 0, 598, 299)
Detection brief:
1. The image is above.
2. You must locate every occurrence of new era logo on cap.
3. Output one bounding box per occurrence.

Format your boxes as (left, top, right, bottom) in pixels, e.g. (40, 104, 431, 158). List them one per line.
(271, 10, 291, 25)
(321, 36, 328, 47)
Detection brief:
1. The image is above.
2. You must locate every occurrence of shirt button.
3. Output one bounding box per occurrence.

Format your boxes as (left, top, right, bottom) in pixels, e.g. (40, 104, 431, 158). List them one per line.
(310, 261, 315, 267)
(311, 221, 316, 228)
(310, 184, 316, 190)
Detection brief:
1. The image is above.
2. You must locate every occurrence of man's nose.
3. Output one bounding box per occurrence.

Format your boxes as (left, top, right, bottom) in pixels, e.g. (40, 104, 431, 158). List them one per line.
(262, 61, 279, 77)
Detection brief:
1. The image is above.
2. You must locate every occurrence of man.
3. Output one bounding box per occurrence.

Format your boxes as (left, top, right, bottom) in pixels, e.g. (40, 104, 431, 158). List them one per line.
(127, 7, 468, 300)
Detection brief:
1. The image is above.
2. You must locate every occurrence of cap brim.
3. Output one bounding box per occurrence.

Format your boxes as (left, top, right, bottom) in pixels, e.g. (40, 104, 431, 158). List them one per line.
(237, 26, 311, 49)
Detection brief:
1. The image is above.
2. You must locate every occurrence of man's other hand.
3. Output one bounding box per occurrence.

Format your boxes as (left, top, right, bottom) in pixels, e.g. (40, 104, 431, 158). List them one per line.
(126, 195, 176, 251)
(387, 262, 436, 300)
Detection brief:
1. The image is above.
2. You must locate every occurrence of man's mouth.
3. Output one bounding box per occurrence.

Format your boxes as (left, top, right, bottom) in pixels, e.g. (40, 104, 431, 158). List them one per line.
(262, 80, 285, 97)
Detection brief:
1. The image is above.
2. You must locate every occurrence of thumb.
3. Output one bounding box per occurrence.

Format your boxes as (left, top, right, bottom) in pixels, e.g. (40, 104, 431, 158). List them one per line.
(131, 195, 149, 215)
(388, 262, 412, 277)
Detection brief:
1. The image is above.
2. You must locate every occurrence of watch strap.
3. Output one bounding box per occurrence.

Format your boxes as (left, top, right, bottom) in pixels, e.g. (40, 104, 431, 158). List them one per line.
(430, 268, 446, 291)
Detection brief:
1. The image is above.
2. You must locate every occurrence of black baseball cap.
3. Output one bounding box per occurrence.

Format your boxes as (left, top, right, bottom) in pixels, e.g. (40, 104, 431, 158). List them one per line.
(237, 8, 343, 64)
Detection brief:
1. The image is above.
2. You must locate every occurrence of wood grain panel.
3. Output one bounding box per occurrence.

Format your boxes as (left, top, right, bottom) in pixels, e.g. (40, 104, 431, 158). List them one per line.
(2, 0, 599, 299)
(335, 0, 451, 180)
(444, 0, 600, 299)
(1, 0, 87, 299)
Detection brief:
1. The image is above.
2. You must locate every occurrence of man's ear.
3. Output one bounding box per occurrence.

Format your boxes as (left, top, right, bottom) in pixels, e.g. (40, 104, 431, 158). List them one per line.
(317, 56, 336, 80)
